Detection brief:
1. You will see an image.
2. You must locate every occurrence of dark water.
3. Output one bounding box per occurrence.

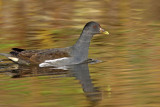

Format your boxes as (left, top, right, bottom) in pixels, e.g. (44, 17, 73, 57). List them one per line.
(1, 0, 160, 107)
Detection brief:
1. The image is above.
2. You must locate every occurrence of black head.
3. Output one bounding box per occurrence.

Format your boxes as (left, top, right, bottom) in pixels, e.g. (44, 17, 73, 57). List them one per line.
(83, 21, 109, 35)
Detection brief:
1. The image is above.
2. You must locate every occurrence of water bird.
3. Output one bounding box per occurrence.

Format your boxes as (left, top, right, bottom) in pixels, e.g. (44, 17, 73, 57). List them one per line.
(0, 21, 109, 67)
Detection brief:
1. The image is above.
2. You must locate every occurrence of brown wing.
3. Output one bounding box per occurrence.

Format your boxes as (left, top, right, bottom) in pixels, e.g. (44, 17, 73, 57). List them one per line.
(10, 48, 70, 64)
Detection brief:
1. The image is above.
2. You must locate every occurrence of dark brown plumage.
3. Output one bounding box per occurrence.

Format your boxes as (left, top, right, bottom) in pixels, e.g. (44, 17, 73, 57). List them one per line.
(10, 48, 70, 64)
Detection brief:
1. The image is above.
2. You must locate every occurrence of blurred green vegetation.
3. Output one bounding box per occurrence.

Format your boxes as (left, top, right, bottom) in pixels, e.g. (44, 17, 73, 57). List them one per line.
(0, 43, 19, 50)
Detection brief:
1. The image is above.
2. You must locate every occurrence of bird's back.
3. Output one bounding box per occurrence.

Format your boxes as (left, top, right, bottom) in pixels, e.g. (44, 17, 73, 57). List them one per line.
(3, 47, 71, 65)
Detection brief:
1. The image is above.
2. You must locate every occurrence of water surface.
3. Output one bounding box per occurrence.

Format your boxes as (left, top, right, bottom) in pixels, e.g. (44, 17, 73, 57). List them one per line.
(1, 0, 160, 107)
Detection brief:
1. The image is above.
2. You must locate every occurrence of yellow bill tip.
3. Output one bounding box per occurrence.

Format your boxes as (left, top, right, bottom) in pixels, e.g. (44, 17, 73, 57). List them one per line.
(103, 31, 109, 35)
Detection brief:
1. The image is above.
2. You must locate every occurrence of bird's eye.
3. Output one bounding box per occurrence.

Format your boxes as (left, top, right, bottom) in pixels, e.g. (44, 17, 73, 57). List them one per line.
(93, 25, 97, 29)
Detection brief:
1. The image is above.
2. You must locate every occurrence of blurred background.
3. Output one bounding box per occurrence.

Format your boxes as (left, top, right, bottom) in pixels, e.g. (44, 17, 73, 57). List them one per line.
(1, 0, 160, 107)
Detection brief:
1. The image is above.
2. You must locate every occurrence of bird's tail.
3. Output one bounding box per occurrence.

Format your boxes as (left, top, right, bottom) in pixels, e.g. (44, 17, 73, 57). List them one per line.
(0, 53, 20, 63)
(0, 53, 11, 62)
(0, 53, 11, 57)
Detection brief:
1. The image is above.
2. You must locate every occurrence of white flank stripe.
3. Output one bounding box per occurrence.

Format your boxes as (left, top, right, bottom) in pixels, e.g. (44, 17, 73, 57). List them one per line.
(39, 57, 70, 67)
(44, 57, 69, 63)
(8, 57, 19, 62)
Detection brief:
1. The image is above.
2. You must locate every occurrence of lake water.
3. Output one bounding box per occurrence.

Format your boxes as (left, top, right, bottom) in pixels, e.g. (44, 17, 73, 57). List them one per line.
(0, 0, 160, 107)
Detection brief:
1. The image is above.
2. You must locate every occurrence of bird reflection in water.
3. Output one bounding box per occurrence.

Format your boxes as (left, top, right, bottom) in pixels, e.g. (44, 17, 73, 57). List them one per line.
(0, 59, 102, 105)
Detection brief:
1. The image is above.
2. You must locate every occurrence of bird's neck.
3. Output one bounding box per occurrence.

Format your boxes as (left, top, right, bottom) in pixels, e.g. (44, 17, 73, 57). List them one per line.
(71, 32, 93, 62)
